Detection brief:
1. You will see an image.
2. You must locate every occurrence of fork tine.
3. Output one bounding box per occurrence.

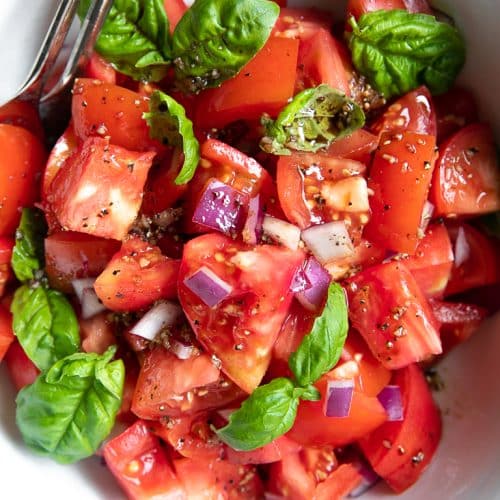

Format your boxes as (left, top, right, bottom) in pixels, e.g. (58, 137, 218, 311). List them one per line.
(18, 0, 81, 103)
(41, 0, 114, 104)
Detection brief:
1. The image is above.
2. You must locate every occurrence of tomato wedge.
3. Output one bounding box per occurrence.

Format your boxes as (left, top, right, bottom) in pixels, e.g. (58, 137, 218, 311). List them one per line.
(0, 237, 13, 298)
(178, 233, 304, 393)
(4, 341, 40, 391)
(359, 364, 441, 493)
(0, 304, 14, 362)
(345, 261, 442, 369)
(430, 123, 500, 216)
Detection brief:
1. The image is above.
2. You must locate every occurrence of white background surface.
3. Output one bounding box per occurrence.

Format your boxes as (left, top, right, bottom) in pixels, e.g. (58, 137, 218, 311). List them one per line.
(0, 0, 499, 498)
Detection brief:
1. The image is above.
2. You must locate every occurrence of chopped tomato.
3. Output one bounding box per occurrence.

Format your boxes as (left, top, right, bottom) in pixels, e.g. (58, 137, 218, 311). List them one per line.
(163, 0, 187, 32)
(71, 78, 162, 153)
(430, 123, 500, 216)
(83, 53, 117, 84)
(103, 420, 185, 500)
(178, 233, 305, 393)
(44, 231, 120, 293)
(403, 223, 454, 298)
(297, 29, 351, 95)
(151, 412, 223, 460)
(363, 131, 437, 254)
(94, 237, 179, 312)
(42, 125, 78, 201)
(314, 463, 364, 500)
(174, 456, 263, 499)
(287, 372, 387, 447)
(79, 312, 116, 354)
(0, 124, 47, 236)
(4, 341, 40, 390)
(431, 299, 488, 353)
(326, 128, 378, 165)
(272, 8, 333, 40)
(359, 364, 442, 493)
(225, 435, 301, 465)
(194, 37, 299, 129)
(370, 86, 437, 137)
(345, 261, 442, 369)
(0, 305, 14, 361)
(276, 152, 369, 241)
(47, 137, 155, 241)
(434, 87, 478, 142)
(0, 236, 14, 298)
(347, 0, 431, 20)
(444, 223, 500, 296)
(0, 100, 44, 139)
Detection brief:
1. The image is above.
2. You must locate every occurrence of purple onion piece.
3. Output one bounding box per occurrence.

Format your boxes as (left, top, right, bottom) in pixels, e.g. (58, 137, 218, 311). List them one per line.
(377, 385, 404, 421)
(290, 265, 310, 293)
(183, 266, 233, 308)
(348, 460, 380, 498)
(296, 257, 330, 310)
(192, 179, 248, 236)
(324, 379, 354, 418)
(242, 195, 263, 245)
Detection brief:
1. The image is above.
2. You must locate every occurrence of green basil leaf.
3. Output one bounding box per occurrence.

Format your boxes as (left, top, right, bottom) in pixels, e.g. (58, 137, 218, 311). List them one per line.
(172, 0, 279, 92)
(217, 377, 300, 451)
(296, 384, 321, 402)
(143, 90, 200, 184)
(79, 0, 171, 82)
(11, 285, 80, 371)
(16, 346, 124, 464)
(289, 282, 349, 387)
(260, 84, 365, 155)
(347, 10, 466, 98)
(11, 208, 47, 282)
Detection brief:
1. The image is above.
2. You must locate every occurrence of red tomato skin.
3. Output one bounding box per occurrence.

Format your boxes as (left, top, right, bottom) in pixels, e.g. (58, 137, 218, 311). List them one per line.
(297, 29, 350, 95)
(225, 435, 301, 465)
(272, 8, 333, 40)
(326, 128, 378, 165)
(363, 131, 437, 254)
(83, 53, 117, 83)
(445, 223, 500, 296)
(359, 364, 442, 493)
(347, 0, 405, 20)
(132, 347, 221, 420)
(178, 233, 305, 394)
(94, 237, 180, 312)
(163, 0, 187, 32)
(4, 341, 40, 391)
(0, 124, 47, 236)
(103, 420, 185, 500)
(44, 231, 120, 293)
(314, 463, 364, 500)
(370, 86, 437, 137)
(47, 137, 155, 241)
(0, 305, 14, 361)
(430, 299, 487, 353)
(345, 261, 442, 369)
(0, 237, 14, 298)
(79, 312, 116, 355)
(71, 78, 162, 152)
(195, 37, 299, 129)
(430, 123, 500, 216)
(287, 374, 387, 447)
(403, 223, 454, 298)
(0, 100, 44, 139)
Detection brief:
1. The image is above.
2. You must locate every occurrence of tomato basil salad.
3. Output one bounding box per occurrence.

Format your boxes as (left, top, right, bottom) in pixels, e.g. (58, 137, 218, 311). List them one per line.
(0, 0, 499, 498)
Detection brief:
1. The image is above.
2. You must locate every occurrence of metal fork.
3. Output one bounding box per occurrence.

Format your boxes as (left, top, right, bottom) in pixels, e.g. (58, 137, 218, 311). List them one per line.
(12, 0, 113, 140)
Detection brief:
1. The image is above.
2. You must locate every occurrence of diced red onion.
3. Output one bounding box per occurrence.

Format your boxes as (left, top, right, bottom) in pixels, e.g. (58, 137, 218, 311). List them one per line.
(454, 226, 470, 267)
(130, 301, 182, 341)
(72, 277, 96, 302)
(192, 179, 247, 236)
(296, 257, 331, 311)
(349, 460, 380, 498)
(419, 200, 435, 235)
(184, 266, 232, 308)
(80, 287, 107, 319)
(290, 267, 309, 293)
(262, 215, 301, 251)
(301, 222, 354, 264)
(169, 338, 195, 360)
(377, 385, 404, 421)
(242, 195, 263, 245)
(324, 379, 354, 418)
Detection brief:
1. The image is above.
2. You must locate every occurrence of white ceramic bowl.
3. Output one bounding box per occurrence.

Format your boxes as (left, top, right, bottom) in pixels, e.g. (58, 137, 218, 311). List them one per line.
(0, 1, 499, 498)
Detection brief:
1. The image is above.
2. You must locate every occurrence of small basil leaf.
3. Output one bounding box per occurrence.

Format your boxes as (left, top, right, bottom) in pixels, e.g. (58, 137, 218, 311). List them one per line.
(347, 10, 465, 98)
(289, 283, 349, 387)
(172, 0, 279, 92)
(16, 346, 124, 464)
(79, 0, 171, 82)
(294, 384, 321, 402)
(143, 90, 200, 184)
(11, 208, 47, 282)
(260, 84, 365, 155)
(217, 378, 299, 451)
(11, 285, 80, 371)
